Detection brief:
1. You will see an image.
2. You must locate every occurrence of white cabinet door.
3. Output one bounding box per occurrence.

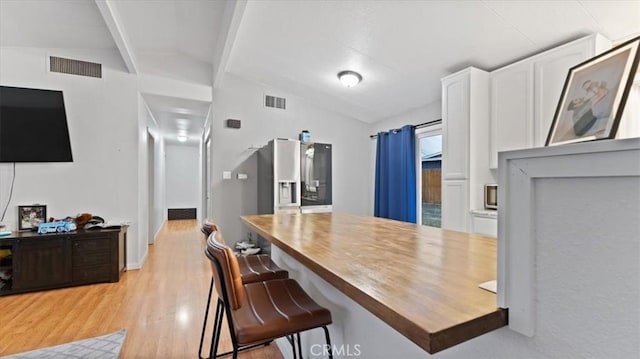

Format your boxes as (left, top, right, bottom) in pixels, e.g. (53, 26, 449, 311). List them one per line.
(442, 73, 469, 180)
(472, 215, 497, 237)
(442, 180, 469, 232)
(534, 42, 592, 147)
(489, 62, 534, 168)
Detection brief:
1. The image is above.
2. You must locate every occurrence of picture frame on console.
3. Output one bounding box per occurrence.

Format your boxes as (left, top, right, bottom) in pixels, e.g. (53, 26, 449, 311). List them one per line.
(18, 205, 47, 231)
(546, 36, 640, 146)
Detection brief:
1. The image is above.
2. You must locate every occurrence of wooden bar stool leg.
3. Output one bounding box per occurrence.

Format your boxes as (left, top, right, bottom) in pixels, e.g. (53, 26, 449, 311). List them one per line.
(199, 277, 215, 359)
(323, 326, 333, 359)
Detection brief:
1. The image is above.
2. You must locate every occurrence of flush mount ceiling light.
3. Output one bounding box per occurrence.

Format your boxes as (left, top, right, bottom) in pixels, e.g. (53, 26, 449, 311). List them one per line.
(337, 70, 362, 88)
(178, 131, 187, 142)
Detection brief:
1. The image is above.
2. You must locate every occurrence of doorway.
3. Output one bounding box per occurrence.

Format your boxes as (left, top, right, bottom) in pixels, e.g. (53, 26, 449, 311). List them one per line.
(147, 130, 156, 244)
(203, 136, 212, 220)
(417, 128, 442, 228)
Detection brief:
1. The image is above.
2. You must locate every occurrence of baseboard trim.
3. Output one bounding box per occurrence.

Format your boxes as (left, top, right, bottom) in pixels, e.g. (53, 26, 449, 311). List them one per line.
(168, 208, 197, 220)
(127, 249, 148, 270)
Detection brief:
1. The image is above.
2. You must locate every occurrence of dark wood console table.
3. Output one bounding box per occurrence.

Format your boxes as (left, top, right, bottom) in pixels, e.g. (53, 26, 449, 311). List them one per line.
(0, 227, 126, 296)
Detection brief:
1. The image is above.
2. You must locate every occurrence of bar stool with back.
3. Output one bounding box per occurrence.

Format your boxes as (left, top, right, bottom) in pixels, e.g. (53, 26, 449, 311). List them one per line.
(199, 222, 289, 358)
(205, 232, 334, 359)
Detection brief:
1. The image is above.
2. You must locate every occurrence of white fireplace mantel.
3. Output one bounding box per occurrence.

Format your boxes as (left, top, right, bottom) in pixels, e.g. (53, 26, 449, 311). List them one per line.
(497, 138, 640, 336)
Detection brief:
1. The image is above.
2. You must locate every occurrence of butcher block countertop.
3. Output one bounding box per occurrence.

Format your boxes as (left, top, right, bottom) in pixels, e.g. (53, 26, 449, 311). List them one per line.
(241, 213, 507, 354)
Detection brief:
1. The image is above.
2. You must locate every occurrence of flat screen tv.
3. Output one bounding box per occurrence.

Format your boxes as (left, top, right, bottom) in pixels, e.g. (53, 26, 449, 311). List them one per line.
(0, 86, 73, 162)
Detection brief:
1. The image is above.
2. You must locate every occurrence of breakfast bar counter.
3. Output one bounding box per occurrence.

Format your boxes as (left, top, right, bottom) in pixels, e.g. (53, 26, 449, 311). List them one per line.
(241, 213, 507, 355)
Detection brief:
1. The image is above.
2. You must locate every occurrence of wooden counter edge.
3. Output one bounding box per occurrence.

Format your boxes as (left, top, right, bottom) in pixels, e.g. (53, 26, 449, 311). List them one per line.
(241, 216, 508, 354)
(431, 309, 508, 353)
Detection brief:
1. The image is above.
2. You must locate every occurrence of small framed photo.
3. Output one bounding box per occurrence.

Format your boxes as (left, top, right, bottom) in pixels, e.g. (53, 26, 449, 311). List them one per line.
(18, 205, 47, 231)
(546, 36, 640, 146)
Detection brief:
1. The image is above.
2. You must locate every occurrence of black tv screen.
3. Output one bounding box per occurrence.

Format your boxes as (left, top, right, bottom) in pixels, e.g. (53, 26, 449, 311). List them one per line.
(0, 86, 73, 162)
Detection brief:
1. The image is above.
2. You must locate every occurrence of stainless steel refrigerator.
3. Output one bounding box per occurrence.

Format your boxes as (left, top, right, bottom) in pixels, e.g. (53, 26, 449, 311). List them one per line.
(257, 138, 301, 215)
(300, 142, 332, 213)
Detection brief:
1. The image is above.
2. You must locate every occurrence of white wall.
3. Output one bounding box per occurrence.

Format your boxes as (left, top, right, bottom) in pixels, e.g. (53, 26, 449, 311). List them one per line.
(136, 94, 150, 262)
(165, 143, 200, 214)
(0, 47, 141, 267)
(367, 101, 442, 215)
(496, 140, 640, 358)
(137, 97, 167, 251)
(208, 73, 370, 244)
(137, 52, 213, 87)
(201, 111, 212, 221)
(529, 177, 639, 358)
(139, 74, 212, 104)
(151, 133, 167, 236)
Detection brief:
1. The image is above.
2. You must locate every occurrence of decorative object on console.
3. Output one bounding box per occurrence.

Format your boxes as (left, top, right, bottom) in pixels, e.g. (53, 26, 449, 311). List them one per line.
(75, 212, 93, 227)
(546, 36, 640, 146)
(37, 220, 76, 234)
(17, 205, 46, 231)
(299, 130, 311, 143)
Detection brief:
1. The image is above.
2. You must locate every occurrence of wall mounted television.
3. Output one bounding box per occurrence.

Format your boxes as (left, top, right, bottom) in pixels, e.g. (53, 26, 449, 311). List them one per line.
(0, 86, 73, 162)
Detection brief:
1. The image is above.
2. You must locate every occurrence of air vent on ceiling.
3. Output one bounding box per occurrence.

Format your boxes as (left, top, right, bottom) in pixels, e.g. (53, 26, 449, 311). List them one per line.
(50, 56, 102, 78)
(264, 94, 286, 110)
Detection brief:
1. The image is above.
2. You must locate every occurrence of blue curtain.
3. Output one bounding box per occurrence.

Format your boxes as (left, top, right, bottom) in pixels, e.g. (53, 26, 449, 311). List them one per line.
(374, 125, 416, 223)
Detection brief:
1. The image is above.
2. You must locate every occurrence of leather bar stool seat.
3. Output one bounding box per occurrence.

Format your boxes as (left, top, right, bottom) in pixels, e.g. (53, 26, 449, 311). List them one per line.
(236, 254, 288, 283)
(206, 230, 288, 282)
(199, 227, 288, 359)
(201, 219, 288, 283)
(234, 279, 332, 346)
(205, 234, 333, 359)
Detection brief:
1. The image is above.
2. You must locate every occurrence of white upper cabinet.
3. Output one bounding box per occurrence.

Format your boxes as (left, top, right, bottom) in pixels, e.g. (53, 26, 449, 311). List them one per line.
(489, 62, 534, 169)
(441, 67, 489, 231)
(489, 34, 611, 168)
(533, 39, 602, 147)
(442, 71, 470, 180)
(442, 67, 490, 180)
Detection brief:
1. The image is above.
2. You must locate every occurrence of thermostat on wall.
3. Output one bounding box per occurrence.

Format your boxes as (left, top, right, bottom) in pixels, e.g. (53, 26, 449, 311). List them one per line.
(226, 119, 241, 129)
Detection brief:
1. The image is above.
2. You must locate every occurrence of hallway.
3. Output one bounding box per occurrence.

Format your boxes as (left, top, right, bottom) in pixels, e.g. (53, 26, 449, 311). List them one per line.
(0, 220, 283, 358)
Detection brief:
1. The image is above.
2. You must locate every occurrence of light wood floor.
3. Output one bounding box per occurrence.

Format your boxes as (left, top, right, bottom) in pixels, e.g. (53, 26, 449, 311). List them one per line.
(0, 220, 283, 358)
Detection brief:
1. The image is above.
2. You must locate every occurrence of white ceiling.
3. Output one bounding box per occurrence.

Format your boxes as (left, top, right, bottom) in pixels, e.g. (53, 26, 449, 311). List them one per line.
(1, 0, 639, 127)
(0, 0, 115, 49)
(111, 0, 226, 84)
(227, 0, 640, 123)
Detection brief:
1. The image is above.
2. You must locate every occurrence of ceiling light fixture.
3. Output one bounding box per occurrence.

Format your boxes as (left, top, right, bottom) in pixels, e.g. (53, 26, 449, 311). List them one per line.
(177, 135, 187, 142)
(337, 70, 362, 88)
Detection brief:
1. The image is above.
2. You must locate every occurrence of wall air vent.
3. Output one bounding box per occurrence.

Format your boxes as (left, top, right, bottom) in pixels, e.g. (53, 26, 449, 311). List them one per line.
(50, 56, 102, 78)
(264, 94, 286, 110)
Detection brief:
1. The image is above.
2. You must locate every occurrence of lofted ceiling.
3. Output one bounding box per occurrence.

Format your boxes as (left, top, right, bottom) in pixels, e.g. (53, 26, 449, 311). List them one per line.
(111, 0, 227, 85)
(0, 0, 115, 49)
(1, 0, 639, 127)
(227, 0, 640, 123)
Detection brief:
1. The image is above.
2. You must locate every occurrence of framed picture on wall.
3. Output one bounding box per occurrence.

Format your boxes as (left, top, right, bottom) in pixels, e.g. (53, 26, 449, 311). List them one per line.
(546, 35, 640, 146)
(18, 205, 47, 231)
